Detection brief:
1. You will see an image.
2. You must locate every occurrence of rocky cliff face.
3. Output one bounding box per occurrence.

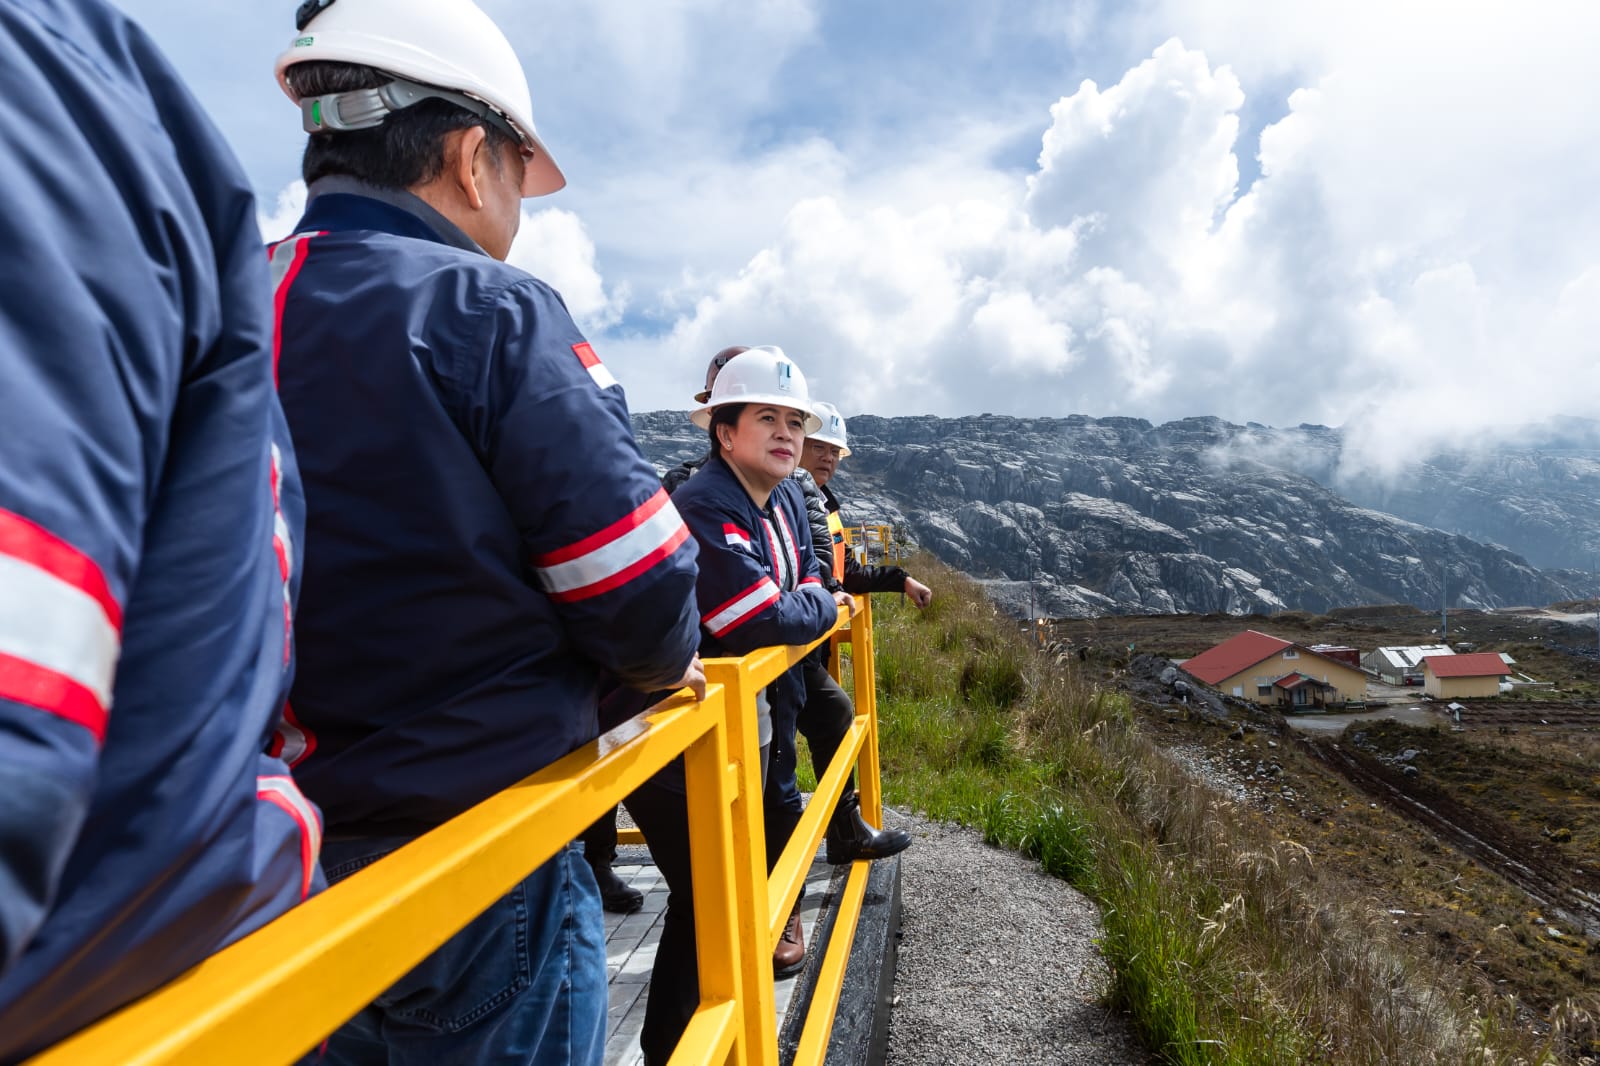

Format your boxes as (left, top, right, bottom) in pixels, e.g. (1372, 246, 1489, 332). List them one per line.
(630, 411, 1588, 618)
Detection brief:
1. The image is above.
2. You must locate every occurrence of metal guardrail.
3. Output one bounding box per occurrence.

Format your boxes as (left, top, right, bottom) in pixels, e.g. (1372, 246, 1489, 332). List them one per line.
(841, 523, 900, 563)
(29, 597, 884, 1066)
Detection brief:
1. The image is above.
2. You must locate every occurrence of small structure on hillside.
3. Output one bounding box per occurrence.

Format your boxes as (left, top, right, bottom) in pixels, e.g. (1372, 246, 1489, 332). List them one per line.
(1423, 652, 1510, 699)
(1362, 644, 1454, 686)
(1181, 630, 1366, 710)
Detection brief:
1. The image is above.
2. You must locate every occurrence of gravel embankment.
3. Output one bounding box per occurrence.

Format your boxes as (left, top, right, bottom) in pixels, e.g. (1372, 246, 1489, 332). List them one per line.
(885, 813, 1152, 1065)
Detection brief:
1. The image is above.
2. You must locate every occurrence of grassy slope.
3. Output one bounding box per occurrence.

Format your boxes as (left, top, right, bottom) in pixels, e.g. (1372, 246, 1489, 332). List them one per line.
(846, 555, 1564, 1065)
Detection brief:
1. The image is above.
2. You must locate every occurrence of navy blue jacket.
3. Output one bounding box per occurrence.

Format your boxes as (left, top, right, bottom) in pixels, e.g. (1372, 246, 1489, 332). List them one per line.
(275, 184, 700, 836)
(673, 456, 837, 716)
(0, 1, 319, 1056)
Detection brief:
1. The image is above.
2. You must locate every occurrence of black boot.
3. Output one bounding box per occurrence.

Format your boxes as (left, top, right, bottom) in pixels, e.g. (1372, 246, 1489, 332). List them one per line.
(591, 861, 644, 914)
(824, 791, 912, 865)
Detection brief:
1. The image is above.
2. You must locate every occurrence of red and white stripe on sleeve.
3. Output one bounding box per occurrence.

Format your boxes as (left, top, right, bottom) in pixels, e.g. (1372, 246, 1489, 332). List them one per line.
(0, 508, 122, 743)
(702, 576, 781, 637)
(532, 488, 690, 603)
(267, 231, 322, 386)
(257, 774, 323, 901)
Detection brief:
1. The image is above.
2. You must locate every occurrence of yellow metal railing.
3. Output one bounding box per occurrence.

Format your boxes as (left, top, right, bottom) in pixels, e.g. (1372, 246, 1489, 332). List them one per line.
(842, 523, 900, 563)
(30, 597, 885, 1066)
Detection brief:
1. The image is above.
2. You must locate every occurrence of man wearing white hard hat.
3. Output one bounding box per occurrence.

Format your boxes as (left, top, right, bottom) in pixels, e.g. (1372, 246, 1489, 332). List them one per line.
(627, 346, 845, 1064)
(803, 402, 933, 611)
(798, 402, 929, 864)
(270, 1, 704, 1062)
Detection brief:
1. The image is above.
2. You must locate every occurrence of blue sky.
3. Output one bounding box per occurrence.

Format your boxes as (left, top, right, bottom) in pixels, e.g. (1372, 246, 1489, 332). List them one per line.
(122, 1, 1600, 474)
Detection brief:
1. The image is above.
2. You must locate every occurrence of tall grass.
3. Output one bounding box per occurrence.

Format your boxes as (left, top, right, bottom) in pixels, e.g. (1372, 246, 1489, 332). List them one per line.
(869, 555, 1557, 1065)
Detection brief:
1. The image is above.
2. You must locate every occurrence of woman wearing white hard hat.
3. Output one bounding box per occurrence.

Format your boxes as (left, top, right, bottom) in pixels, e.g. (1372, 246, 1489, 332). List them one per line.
(624, 346, 847, 1064)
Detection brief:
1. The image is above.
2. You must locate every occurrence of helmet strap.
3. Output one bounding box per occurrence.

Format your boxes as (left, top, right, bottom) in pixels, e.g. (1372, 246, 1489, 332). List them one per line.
(300, 77, 523, 149)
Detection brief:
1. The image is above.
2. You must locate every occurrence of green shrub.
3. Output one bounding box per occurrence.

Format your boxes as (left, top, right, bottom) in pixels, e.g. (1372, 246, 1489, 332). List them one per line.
(958, 650, 1028, 710)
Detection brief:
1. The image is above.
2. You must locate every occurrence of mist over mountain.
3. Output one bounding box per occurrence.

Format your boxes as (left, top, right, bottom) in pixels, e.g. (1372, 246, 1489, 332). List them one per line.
(632, 411, 1596, 619)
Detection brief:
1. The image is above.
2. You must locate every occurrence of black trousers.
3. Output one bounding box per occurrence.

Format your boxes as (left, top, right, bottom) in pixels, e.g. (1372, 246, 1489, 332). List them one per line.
(764, 658, 858, 860)
(624, 774, 695, 1066)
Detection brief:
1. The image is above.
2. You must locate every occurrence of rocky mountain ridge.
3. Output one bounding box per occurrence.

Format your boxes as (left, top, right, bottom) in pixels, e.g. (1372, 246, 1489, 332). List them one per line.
(630, 411, 1594, 619)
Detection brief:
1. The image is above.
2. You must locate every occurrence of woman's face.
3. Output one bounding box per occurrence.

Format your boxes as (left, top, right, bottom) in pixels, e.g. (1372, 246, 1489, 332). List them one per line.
(719, 404, 807, 494)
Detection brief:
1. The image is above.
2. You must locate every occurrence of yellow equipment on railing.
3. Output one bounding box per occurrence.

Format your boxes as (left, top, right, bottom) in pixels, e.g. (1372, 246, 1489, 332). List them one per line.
(29, 598, 885, 1066)
(841, 523, 899, 564)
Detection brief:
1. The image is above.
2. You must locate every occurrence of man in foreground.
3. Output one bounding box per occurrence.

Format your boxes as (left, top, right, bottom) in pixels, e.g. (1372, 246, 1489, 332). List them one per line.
(272, 1, 702, 1060)
(0, 0, 320, 1057)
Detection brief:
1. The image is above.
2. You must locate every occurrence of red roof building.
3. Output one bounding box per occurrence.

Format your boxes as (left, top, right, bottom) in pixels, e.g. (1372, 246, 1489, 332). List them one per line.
(1180, 629, 1368, 709)
(1423, 652, 1509, 678)
(1422, 651, 1509, 699)
(1180, 630, 1292, 685)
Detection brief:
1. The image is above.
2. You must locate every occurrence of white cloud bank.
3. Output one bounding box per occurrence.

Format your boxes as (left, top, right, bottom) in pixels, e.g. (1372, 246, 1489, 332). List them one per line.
(604, 14, 1600, 479)
(248, 3, 1600, 482)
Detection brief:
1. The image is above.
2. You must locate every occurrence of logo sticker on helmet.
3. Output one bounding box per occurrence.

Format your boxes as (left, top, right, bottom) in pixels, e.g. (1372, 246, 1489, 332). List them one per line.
(777, 362, 793, 391)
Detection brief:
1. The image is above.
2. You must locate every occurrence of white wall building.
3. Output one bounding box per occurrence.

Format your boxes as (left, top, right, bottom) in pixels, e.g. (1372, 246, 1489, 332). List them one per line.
(1362, 644, 1454, 686)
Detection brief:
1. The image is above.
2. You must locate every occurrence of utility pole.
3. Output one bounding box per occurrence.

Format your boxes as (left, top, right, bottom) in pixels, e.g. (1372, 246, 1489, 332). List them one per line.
(1441, 563, 1448, 642)
(1028, 560, 1036, 644)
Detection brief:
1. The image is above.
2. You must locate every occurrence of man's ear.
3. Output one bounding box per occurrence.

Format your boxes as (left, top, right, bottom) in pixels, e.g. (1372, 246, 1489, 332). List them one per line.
(447, 125, 490, 211)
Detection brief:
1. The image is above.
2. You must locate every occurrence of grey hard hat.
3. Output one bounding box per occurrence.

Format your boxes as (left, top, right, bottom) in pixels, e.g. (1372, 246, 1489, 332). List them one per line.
(693, 345, 750, 403)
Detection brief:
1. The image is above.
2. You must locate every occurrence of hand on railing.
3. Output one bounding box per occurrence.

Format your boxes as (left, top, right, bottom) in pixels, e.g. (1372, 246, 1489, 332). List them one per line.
(833, 590, 856, 616)
(673, 654, 707, 701)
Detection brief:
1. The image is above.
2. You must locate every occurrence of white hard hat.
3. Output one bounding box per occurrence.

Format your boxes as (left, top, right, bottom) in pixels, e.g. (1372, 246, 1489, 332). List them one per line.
(276, 0, 564, 198)
(809, 401, 851, 457)
(690, 346, 822, 434)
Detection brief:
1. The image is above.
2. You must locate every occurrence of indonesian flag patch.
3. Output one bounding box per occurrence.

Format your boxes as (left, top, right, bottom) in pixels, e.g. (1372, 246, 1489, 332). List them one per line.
(572, 342, 618, 390)
(723, 523, 753, 552)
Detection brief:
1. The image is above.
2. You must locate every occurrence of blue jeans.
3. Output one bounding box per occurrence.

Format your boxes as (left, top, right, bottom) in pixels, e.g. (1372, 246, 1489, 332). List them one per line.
(307, 838, 605, 1066)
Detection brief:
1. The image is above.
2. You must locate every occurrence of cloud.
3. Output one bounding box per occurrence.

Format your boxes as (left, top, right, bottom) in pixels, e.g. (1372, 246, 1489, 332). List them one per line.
(257, 181, 307, 244)
(626, 38, 1245, 419)
(508, 207, 624, 330)
(163, 0, 1600, 483)
(605, 18, 1600, 488)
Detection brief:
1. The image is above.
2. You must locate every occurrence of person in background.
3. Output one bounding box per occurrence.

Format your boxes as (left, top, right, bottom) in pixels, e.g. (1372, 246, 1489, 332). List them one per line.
(753, 399, 921, 983)
(270, 0, 702, 1061)
(627, 346, 844, 1065)
(797, 401, 928, 865)
(665, 349, 912, 977)
(0, 0, 321, 1057)
(803, 401, 933, 613)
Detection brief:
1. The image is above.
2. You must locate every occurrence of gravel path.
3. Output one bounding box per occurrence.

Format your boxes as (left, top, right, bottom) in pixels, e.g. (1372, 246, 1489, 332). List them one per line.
(885, 813, 1152, 1065)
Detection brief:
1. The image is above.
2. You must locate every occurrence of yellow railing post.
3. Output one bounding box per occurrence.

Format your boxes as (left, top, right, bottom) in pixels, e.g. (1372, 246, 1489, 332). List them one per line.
(850, 595, 883, 826)
(700, 659, 779, 1066)
(679, 697, 745, 1066)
